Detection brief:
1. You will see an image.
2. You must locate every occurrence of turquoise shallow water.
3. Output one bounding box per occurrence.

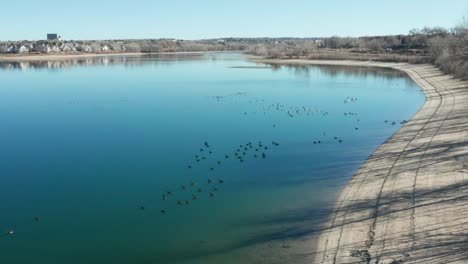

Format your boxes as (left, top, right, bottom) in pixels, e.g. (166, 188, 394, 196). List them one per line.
(0, 53, 424, 264)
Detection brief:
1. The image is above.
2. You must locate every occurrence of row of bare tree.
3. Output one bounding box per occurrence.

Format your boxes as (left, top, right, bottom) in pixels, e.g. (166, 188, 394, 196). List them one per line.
(246, 15, 468, 79)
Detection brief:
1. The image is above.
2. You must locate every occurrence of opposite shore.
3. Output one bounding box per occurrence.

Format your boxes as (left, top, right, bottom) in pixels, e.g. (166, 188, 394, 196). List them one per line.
(253, 58, 468, 263)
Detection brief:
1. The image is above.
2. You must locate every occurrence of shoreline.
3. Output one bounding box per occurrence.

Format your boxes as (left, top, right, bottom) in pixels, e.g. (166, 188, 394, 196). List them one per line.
(255, 59, 468, 263)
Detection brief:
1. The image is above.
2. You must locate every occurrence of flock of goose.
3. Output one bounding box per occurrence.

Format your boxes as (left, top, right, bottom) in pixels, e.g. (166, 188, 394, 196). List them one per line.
(149, 140, 281, 215)
(147, 95, 370, 216)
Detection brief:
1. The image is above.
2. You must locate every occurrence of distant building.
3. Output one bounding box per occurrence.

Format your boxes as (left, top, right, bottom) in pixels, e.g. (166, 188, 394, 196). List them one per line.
(18, 45, 30, 53)
(47, 34, 62, 42)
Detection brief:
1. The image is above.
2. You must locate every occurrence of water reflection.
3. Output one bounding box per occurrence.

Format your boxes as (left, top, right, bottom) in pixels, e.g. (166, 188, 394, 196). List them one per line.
(0, 53, 209, 71)
(2, 53, 412, 83)
(266, 63, 408, 79)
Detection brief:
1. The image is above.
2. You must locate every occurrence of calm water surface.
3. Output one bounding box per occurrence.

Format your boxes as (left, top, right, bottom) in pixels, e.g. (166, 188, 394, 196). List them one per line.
(0, 53, 424, 264)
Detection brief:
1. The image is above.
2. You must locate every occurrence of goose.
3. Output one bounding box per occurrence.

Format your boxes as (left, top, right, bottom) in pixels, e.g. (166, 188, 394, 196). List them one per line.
(139, 206, 145, 210)
(162, 194, 167, 200)
(34, 216, 41, 222)
(218, 179, 224, 184)
(181, 185, 187, 191)
(208, 179, 213, 184)
(272, 142, 279, 146)
(177, 200, 183, 206)
(185, 200, 190, 205)
(160, 209, 166, 214)
(192, 194, 198, 200)
(209, 192, 215, 198)
(5, 230, 14, 235)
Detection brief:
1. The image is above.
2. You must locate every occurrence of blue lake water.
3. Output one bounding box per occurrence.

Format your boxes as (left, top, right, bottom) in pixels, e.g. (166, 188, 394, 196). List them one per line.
(0, 53, 424, 264)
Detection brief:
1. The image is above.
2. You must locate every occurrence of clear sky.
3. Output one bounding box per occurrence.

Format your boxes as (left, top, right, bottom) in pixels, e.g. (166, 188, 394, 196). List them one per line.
(1, 0, 467, 41)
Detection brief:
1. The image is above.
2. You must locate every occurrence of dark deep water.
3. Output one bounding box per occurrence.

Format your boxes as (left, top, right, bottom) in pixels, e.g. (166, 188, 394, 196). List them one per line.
(0, 53, 424, 264)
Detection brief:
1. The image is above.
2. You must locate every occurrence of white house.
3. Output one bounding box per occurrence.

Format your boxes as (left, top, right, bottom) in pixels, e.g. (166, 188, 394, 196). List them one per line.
(18, 45, 30, 53)
(47, 45, 61, 53)
(60, 43, 76, 52)
(83, 45, 93, 52)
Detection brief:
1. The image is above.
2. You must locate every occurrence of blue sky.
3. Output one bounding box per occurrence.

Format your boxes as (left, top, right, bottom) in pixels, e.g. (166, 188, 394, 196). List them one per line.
(1, 0, 467, 41)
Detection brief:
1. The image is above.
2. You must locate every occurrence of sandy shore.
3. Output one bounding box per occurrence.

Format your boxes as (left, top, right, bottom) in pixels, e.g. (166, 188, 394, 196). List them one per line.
(254, 59, 468, 263)
(0, 51, 215, 62)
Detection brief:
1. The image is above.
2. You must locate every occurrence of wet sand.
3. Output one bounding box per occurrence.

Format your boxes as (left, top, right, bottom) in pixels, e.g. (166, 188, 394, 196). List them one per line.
(254, 59, 468, 263)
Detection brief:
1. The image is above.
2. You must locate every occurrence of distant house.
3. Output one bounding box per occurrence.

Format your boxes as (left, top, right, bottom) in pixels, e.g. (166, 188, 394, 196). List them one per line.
(81, 44, 93, 52)
(36, 44, 49, 53)
(47, 45, 61, 53)
(7, 46, 17, 53)
(60, 43, 76, 52)
(18, 45, 30, 53)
